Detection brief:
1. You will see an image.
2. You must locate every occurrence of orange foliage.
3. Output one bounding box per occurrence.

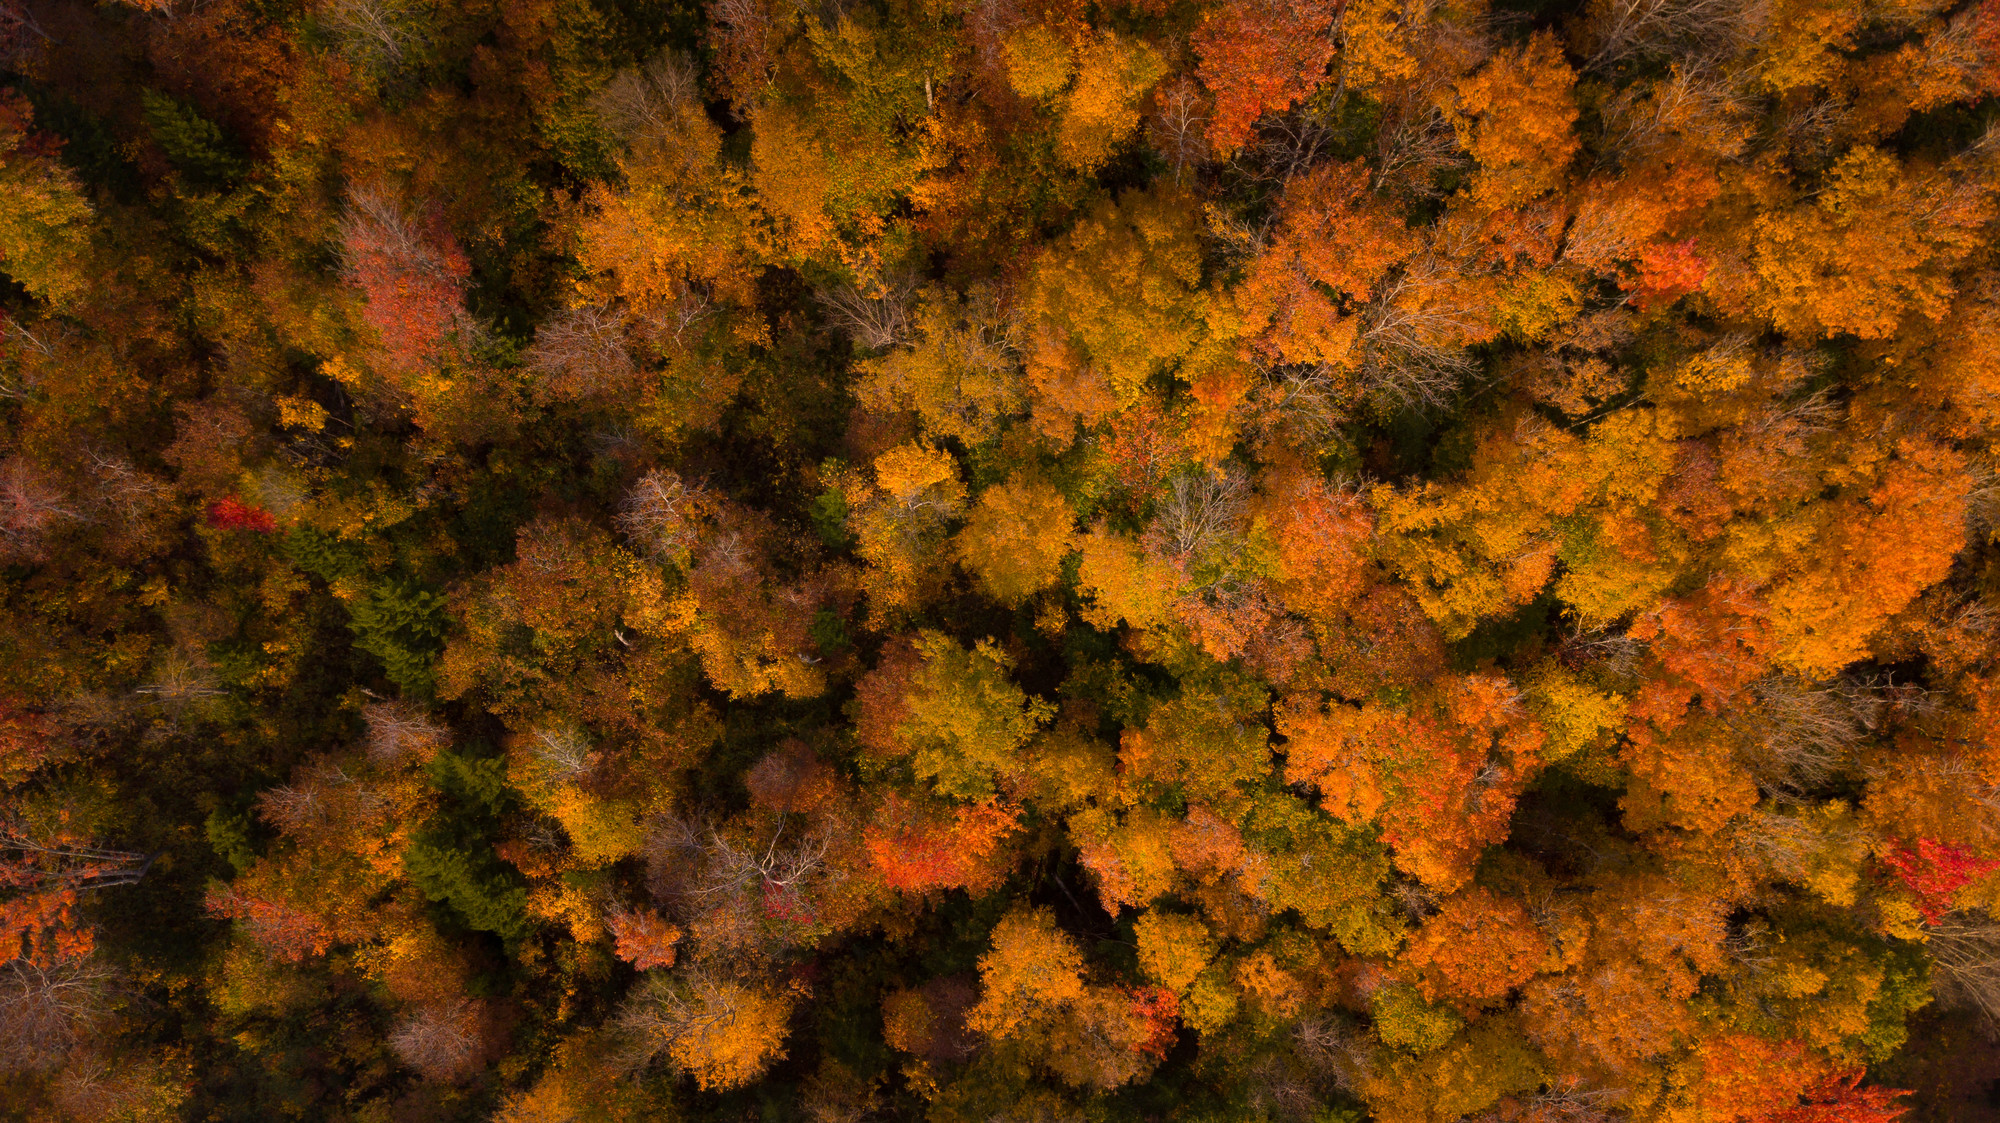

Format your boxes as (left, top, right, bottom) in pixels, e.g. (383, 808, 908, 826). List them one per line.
(1192, 0, 1339, 156)
(607, 908, 683, 970)
(864, 795, 1018, 894)
(1401, 888, 1548, 1005)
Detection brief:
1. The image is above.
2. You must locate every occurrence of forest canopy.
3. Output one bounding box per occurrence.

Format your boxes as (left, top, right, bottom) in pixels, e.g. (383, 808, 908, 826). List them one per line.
(2, 0, 2000, 1118)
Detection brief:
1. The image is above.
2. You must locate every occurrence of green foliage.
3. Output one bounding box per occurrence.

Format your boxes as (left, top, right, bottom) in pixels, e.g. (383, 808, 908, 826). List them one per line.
(1370, 981, 1463, 1053)
(348, 578, 449, 697)
(204, 808, 260, 874)
(141, 91, 247, 186)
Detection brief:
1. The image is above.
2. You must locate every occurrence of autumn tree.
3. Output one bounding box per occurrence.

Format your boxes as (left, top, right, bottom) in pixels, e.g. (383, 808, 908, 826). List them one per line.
(955, 475, 1075, 605)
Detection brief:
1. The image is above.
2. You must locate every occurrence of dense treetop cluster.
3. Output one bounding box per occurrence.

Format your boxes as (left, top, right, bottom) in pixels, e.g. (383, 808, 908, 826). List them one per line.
(2, 0, 2000, 1118)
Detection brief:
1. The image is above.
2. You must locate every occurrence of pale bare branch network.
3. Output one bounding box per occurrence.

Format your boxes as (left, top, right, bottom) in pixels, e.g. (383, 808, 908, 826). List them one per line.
(321, 0, 430, 72)
(612, 966, 745, 1072)
(0, 457, 82, 561)
(816, 276, 917, 353)
(1352, 268, 1481, 412)
(0, 958, 118, 1072)
(1594, 64, 1753, 169)
(1149, 470, 1248, 575)
(389, 996, 484, 1081)
(77, 447, 167, 523)
(257, 764, 389, 838)
(0, 1, 56, 64)
(1926, 911, 2000, 1031)
(1372, 90, 1467, 201)
(132, 651, 224, 721)
(619, 469, 708, 562)
(1729, 675, 1868, 797)
(527, 724, 596, 786)
(1578, 0, 1765, 73)
(593, 51, 705, 150)
(0, 316, 63, 401)
(1147, 77, 1209, 187)
(1291, 1015, 1371, 1090)
(634, 285, 718, 353)
(1254, 358, 1360, 444)
(361, 699, 448, 765)
(643, 811, 837, 955)
(525, 304, 637, 401)
(1558, 628, 1644, 677)
(1468, 1076, 1621, 1122)
(340, 188, 440, 280)
(654, 812, 830, 909)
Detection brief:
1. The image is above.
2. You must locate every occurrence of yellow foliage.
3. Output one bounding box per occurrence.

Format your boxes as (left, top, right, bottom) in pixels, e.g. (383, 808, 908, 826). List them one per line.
(966, 907, 1087, 1039)
(856, 283, 1025, 443)
(1002, 26, 1072, 99)
(1134, 911, 1217, 993)
(1076, 525, 1181, 631)
(955, 475, 1076, 605)
(1524, 661, 1627, 760)
(1057, 31, 1166, 170)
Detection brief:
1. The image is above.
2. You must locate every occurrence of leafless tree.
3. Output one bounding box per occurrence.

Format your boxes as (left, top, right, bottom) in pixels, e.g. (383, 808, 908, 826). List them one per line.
(1147, 77, 1210, 187)
(800, 1059, 883, 1123)
(0, 457, 81, 563)
(1729, 675, 1868, 797)
(619, 469, 709, 562)
(816, 275, 917, 353)
(634, 285, 718, 354)
(0, 958, 117, 1072)
(132, 651, 224, 726)
(389, 996, 485, 1081)
(257, 764, 390, 840)
(643, 811, 836, 958)
(1927, 911, 2000, 1031)
(0, 2, 56, 68)
(339, 188, 440, 281)
(1557, 628, 1644, 678)
(0, 316, 61, 401)
(361, 699, 448, 765)
(612, 966, 748, 1072)
(525, 724, 597, 787)
(1575, 0, 1764, 73)
(1149, 470, 1249, 572)
(593, 51, 705, 152)
(1466, 1076, 1621, 1122)
(1594, 64, 1753, 168)
(1291, 1015, 1371, 1090)
(525, 304, 637, 402)
(1372, 88, 1467, 201)
(1350, 266, 1483, 412)
(322, 0, 431, 73)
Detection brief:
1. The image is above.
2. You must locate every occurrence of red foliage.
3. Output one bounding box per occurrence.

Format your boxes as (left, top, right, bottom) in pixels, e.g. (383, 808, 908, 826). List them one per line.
(1127, 984, 1180, 1057)
(1192, 0, 1340, 156)
(864, 795, 1018, 893)
(204, 887, 333, 962)
(760, 879, 817, 925)
(206, 497, 276, 533)
(1881, 837, 2000, 925)
(0, 828, 150, 967)
(340, 190, 472, 374)
(1630, 576, 1774, 723)
(0, 91, 63, 160)
(1626, 238, 1709, 311)
(0, 883, 91, 966)
(1757, 1070, 1908, 1123)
